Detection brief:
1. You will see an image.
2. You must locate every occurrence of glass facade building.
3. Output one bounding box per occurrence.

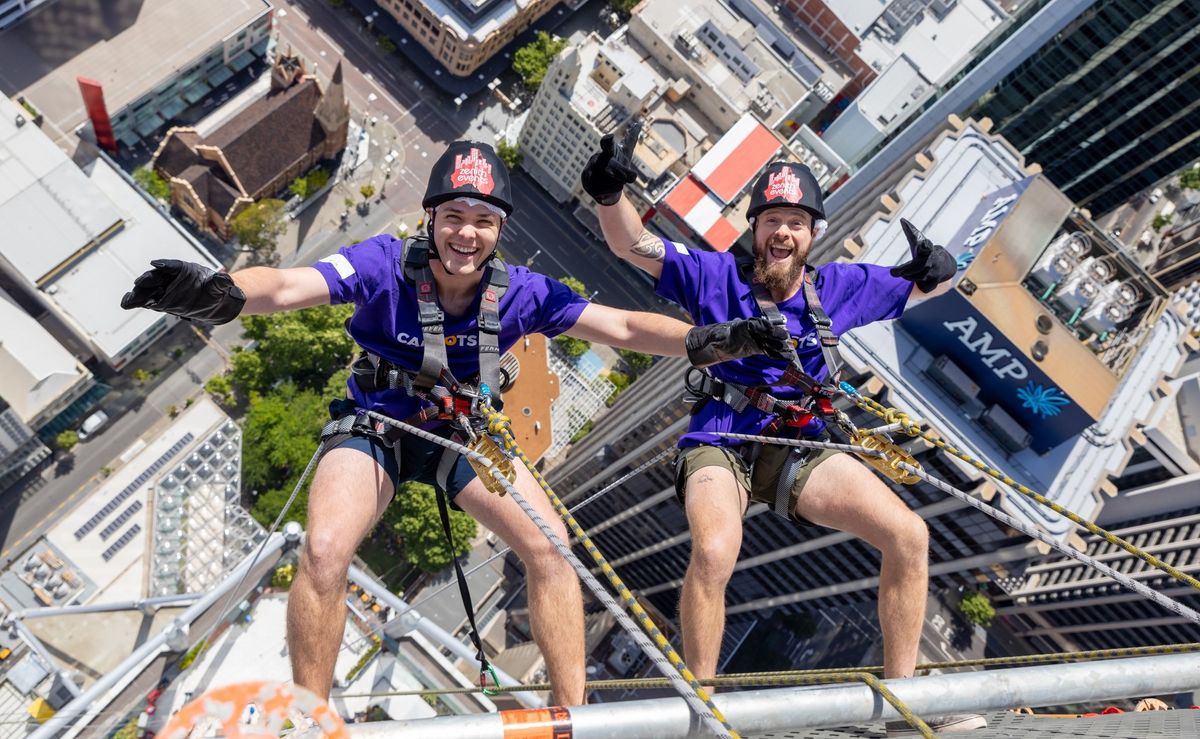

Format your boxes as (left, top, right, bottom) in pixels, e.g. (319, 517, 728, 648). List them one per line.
(972, 0, 1200, 215)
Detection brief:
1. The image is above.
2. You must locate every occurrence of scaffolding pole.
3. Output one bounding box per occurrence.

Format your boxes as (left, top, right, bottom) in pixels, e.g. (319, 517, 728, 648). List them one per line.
(345, 652, 1200, 738)
(345, 563, 545, 709)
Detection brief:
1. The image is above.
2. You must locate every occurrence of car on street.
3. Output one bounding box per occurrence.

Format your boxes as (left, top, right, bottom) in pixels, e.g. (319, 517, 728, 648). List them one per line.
(77, 410, 110, 441)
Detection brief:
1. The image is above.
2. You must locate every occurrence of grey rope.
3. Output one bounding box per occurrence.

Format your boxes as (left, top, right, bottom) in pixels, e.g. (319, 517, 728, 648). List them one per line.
(718, 432, 1200, 625)
(366, 412, 735, 739)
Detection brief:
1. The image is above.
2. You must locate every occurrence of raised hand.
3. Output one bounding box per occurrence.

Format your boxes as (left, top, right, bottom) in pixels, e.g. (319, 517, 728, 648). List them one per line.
(121, 259, 246, 325)
(581, 122, 641, 206)
(890, 219, 957, 293)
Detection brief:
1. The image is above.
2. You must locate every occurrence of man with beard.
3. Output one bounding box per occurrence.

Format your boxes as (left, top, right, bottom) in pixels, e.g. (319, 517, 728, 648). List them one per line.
(582, 140, 984, 735)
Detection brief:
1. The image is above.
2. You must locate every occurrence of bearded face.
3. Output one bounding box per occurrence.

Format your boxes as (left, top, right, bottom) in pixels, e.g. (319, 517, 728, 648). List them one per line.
(752, 207, 813, 295)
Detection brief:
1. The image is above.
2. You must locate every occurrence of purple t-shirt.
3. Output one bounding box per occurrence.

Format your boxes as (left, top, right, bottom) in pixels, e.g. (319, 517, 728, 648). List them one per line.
(312, 235, 588, 419)
(655, 240, 913, 447)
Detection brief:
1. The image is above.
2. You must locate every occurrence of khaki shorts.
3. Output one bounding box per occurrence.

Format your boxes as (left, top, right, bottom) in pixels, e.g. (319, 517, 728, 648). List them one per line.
(673, 443, 837, 527)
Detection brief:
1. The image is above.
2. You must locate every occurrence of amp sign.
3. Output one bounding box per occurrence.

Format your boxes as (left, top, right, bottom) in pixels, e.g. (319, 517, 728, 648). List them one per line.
(901, 292, 1094, 454)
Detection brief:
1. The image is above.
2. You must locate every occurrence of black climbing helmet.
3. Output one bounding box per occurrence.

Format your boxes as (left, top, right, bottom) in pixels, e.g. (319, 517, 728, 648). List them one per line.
(422, 140, 515, 217)
(746, 161, 827, 237)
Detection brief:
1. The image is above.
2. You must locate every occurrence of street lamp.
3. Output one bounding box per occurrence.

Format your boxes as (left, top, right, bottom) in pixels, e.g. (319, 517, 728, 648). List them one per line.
(526, 248, 541, 267)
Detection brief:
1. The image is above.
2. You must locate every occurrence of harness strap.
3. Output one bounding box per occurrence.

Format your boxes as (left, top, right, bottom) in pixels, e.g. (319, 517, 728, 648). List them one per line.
(774, 448, 807, 517)
(476, 261, 509, 401)
(402, 239, 448, 390)
(800, 267, 845, 382)
(433, 479, 493, 680)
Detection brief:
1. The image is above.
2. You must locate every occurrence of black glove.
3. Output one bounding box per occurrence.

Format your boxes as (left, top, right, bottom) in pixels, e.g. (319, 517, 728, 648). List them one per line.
(581, 130, 639, 206)
(120, 259, 246, 325)
(686, 317, 794, 368)
(890, 219, 956, 293)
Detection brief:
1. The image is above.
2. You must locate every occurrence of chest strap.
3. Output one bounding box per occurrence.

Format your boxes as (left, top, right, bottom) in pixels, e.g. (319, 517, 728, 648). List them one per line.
(742, 263, 845, 384)
(684, 367, 833, 434)
(397, 237, 510, 397)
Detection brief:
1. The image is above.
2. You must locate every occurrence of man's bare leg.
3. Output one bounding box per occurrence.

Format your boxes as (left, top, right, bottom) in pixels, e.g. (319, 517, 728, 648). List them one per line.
(456, 463, 586, 705)
(678, 465, 747, 681)
(288, 449, 393, 697)
(793, 453, 929, 678)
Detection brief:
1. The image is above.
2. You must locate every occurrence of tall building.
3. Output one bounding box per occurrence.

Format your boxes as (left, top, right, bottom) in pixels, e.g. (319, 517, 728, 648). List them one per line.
(544, 117, 1191, 673)
(0, 95, 221, 370)
(151, 53, 349, 240)
(813, 0, 1007, 164)
(376, 0, 561, 79)
(971, 0, 1200, 215)
(0, 0, 273, 148)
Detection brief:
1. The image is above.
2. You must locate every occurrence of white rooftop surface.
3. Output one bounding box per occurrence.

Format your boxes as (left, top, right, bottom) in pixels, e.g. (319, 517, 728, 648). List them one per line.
(838, 126, 1189, 540)
(857, 0, 1004, 85)
(0, 97, 218, 364)
(855, 54, 927, 124)
(0, 291, 89, 424)
(162, 596, 438, 722)
(45, 398, 228, 603)
(633, 0, 810, 116)
(824, 0, 888, 35)
(420, 0, 524, 43)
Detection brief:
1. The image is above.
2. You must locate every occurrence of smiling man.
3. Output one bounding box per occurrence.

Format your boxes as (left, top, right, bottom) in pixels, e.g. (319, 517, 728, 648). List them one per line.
(121, 140, 791, 710)
(583, 140, 983, 735)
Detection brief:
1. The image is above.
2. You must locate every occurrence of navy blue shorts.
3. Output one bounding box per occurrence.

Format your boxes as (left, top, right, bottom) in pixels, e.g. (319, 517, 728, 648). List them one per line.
(327, 433, 478, 503)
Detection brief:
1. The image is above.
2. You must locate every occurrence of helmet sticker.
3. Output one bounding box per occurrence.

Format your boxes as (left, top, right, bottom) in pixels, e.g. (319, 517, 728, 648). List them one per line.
(763, 166, 803, 204)
(450, 148, 496, 195)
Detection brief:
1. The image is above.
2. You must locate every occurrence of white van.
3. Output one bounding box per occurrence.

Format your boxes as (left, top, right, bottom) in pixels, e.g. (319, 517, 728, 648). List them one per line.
(78, 410, 109, 440)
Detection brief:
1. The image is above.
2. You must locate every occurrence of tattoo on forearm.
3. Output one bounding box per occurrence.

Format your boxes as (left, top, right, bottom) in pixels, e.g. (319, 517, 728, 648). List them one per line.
(630, 230, 665, 261)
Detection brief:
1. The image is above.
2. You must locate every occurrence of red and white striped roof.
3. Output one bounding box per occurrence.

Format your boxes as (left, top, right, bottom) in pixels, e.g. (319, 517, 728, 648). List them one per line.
(661, 115, 781, 252)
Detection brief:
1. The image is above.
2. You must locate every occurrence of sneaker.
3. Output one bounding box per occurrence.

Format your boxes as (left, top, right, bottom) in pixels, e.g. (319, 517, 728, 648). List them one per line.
(886, 713, 988, 735)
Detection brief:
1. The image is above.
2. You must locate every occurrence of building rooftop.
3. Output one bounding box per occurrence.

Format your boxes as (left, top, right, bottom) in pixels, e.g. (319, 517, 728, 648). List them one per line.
(0, 291, 90, 425)
(836, 118, 1190, 541)
(419, 0, 531, 43)
(0, 95, 220, 365)
(0, 0, 272, 136)
(630, 0, 812, 126)
(855, 0, 1005, 85)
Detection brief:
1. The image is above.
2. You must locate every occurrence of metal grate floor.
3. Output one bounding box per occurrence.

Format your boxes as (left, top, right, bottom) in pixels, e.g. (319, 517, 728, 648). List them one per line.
(744, 709, 1199, 738)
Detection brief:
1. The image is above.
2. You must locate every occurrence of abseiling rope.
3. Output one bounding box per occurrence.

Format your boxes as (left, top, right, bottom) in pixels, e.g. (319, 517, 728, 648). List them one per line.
(844, 386, 1200, 595)
(713, 431, 1200, 626)
(365, 411, 742, 739)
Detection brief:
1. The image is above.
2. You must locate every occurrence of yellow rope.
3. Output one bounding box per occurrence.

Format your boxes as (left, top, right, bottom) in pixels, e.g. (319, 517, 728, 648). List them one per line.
(480, 405, 746, 738)
(846, 390, 1200, 594)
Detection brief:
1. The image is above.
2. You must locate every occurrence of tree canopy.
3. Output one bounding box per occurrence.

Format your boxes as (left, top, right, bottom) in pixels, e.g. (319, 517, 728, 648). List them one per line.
(387, 481, 477, 572)
(133, 167, 170, 201)
(513, 32, 567, 90)
(1180, 167, 1200, 191)
(243, 382, 330, 528)
(288, 167, 330, 201)
(230, 199, 287, 255)
(230, 305, 356, 396)
(497, 140, 523, 170)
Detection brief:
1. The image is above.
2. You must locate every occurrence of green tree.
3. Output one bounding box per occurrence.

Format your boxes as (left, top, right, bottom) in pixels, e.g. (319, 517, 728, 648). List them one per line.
(388, 481, 477, 572)
(1152, 212, 1174, 231)
(272, 563, 296, 589)
(554, 334, 591, 360)
(205, 374, 235, 405)
(230, 305, 356, 395)
(1180, 167, 1200, 191)
(344, 196, 355, 210)
(559, 276, 588, 298)
(55, 430, 79, 452)
(512, 32, 567, 90)
(230, 199, 288, 255)
(959, 590, 995, 628)
(244, 383, 330, 528)
(360, 183, 377, 202)
(132, 368, 151, 385)
(377, 33, 396, 54)
(133, 166, 170, 201)
(288, 167, 331, 201)
(617, 348, 653, 377)
(497, 139, 523, 170)
(608, 0, 639, 16)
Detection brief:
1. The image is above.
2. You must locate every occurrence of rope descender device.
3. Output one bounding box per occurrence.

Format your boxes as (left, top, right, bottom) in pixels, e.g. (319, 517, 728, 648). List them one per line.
(466, 432, 517, 496)
(848, 426, 922, 484)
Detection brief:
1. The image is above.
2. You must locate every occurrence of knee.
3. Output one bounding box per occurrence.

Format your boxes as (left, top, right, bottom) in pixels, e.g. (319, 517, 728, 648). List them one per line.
(688, 534, 739, 587)
(518, 533, 573, 582)
(300, 527, 356, 593)
(884, 512, 929, 564)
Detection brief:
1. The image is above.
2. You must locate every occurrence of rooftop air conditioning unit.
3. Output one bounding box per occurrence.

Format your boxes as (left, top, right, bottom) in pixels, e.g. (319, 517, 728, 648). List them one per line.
(924, 355, 979, 404)
(980, 404, 1032, 453)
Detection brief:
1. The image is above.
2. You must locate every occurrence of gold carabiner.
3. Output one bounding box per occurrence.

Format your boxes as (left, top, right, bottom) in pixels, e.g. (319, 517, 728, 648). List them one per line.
(850, 428, 922, 485)
(466, 433, 517, 496)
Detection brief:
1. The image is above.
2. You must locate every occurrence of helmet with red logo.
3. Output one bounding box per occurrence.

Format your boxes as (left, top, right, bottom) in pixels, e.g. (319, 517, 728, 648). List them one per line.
(746, 161, 827, 239)
(423, 140, 515, 217)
